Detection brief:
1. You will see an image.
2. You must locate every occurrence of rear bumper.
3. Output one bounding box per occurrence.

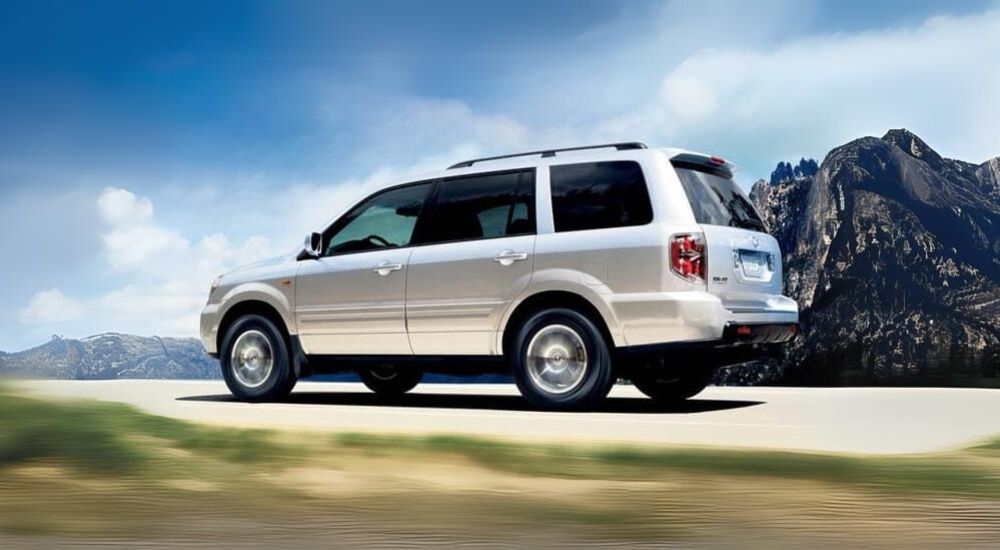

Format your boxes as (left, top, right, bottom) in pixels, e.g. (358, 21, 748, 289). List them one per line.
(608, 290, 799, 348)
(722, 322, 798, 344)
(616, 322, 796, 369)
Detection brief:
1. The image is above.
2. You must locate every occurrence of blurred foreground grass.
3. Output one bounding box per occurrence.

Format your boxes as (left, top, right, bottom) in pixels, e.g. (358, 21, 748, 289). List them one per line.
(2, 384, 999, 546)
(0, 387, 288, 473)
(336, 432, 1000, 498)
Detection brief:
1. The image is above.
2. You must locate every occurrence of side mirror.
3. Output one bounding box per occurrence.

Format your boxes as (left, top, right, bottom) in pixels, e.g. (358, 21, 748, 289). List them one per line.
(297, 232, 322, 261)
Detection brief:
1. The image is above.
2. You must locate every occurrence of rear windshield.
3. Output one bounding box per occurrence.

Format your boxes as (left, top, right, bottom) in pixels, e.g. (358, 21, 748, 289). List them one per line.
(674, 167, 767, 232)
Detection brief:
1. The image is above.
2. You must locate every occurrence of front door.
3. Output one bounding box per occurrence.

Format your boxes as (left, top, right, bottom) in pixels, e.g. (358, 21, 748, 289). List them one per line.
(405, 169, 536, 354)
(294, 181, 434, 355)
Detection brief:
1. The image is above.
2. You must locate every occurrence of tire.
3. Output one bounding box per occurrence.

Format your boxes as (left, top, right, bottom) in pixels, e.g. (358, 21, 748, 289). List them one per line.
(510, 308, 615, 411)
(358, 364, 422, 398)
(220, 314, 297, 402)
(629, 360, 715, 402)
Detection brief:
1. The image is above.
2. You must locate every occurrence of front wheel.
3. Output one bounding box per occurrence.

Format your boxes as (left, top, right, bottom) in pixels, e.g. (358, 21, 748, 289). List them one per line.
(220, 314, 297, 402)
(358, 365, 422, 398)
(511, 308, 615, 411)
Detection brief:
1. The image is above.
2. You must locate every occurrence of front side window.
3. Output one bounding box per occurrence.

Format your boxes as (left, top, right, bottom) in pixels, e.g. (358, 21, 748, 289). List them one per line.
(323, 182, 433, 255)
(550, 161, 653, 232)
(415, 170, 535, 245)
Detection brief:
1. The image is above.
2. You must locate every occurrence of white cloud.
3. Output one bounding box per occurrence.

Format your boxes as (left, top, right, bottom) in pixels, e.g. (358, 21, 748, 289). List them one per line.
(598, 8, 1000, 169)
(96, 283, 206, 336)
(495, 0, 816, 127)
(98, 187, 189, 272)
(97, 186, 154, 227)
(309, 8, 1000, 188)
(347, 98, 535, 173)
(101, 222, 190, 272)
(17, 188, 279, 339)
(18, 289, 86, 325)
(355, 7, 1000, 180)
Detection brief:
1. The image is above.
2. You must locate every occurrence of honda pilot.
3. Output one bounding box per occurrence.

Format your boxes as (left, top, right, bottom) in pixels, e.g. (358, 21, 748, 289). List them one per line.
(200, 142, 798, 410)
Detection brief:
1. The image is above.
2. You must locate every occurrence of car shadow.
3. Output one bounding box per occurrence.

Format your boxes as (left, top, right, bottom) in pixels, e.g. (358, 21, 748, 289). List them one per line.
(177, 390, 763, 414)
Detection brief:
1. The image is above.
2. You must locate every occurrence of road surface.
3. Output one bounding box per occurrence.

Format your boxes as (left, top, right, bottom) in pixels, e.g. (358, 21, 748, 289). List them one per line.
(16, 380, 1000, 455)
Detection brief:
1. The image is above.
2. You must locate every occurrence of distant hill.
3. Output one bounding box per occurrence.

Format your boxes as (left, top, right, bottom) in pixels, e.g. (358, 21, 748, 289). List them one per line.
(0, 333, 219, 380)
(0, 333, 510, 383)
(750, 129, 1000, 385)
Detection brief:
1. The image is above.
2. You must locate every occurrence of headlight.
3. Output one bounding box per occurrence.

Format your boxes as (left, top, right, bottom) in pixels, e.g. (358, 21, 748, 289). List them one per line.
(210, 276, 222, 292)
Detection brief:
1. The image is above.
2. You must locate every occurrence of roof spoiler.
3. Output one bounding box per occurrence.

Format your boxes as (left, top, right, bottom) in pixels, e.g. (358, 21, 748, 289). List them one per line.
(670, 152, 734, 179)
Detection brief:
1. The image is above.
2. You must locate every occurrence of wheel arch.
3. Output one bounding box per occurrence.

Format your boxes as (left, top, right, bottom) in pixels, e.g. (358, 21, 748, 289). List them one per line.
(499, 289, 623, 356)
(216, 299, 291, 356)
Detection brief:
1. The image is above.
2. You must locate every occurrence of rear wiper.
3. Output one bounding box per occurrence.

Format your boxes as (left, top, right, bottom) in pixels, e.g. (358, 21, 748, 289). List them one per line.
(732, 219, 767, 232)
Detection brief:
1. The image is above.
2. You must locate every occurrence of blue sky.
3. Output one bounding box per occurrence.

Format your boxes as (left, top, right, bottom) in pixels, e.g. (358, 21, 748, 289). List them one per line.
(2, 0, 1000, 350)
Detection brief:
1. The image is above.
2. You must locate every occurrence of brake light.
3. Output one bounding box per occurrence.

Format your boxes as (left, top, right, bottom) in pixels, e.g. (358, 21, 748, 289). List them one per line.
(708, 156, 726, 166)
(670, 233, 706, 282)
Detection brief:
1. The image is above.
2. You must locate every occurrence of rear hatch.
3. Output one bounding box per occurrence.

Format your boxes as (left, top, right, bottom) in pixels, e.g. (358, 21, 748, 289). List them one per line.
(671, 154, 783, 312)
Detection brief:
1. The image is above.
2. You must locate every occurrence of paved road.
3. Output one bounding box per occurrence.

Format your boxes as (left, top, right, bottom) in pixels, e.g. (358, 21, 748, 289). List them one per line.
(17, 380, 1000, 455)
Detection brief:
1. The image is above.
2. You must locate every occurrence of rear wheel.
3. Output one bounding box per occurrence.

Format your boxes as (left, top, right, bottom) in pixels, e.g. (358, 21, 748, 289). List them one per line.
(220, 314, 297, 402)
(511, 308, 615, 411)
(358, 364, 422, 398)
(629, 358, 715, 402)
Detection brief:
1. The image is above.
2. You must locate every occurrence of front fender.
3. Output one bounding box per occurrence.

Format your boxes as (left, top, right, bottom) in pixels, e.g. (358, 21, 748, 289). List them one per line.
(216, 281, 297, 335)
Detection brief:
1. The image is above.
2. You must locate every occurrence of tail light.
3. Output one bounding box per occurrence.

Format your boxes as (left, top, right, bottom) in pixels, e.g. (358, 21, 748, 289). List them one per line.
(671, 233, 706, 282)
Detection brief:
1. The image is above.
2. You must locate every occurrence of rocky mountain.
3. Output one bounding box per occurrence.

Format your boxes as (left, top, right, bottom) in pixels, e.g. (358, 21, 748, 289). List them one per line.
(750, 129, 1000, 385)
(0, 333, 220, 380)
(770, 158, 819, 185)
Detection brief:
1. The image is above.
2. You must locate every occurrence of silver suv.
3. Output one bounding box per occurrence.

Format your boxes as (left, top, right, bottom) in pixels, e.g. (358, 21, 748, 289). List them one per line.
(200, 142, 798, 410)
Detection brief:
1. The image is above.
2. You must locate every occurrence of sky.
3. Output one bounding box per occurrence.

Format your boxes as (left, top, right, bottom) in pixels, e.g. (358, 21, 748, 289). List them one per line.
(2, 0, 1000, 350)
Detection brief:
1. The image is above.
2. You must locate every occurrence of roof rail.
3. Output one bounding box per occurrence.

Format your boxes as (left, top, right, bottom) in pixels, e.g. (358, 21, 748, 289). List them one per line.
(447, 142, 647, 169)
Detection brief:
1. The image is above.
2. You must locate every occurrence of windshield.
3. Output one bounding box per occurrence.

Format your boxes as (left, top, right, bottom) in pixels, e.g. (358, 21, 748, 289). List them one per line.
(674, 167, 767, 232)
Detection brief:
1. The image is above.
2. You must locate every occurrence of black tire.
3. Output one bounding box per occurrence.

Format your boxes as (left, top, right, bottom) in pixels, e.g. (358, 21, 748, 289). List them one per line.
(510, 308, 615, 411)
(358, 365, 422, 398)
(220, 314, 297, 402)
(629, 361, 715, 402)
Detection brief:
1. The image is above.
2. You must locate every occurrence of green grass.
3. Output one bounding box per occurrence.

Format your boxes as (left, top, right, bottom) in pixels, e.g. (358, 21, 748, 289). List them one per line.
(0, 386, 291, 474)
(0, 392, 146, 474)
(334, 432, 1000, 499)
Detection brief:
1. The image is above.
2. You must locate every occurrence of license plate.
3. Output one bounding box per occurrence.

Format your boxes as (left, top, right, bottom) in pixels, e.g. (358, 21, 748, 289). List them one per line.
(739, 250, 770, 278)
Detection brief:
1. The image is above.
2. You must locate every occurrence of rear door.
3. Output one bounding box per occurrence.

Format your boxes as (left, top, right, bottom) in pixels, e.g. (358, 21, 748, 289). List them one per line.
(671, 156, 783, 312)
(405, 169, 536, 354)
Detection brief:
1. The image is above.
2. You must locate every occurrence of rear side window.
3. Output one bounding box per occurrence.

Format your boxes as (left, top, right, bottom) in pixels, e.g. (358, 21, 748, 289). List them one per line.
(673, 167, 767, 232)
(415, 169, 535, 245)
(550, 161, 653, 232)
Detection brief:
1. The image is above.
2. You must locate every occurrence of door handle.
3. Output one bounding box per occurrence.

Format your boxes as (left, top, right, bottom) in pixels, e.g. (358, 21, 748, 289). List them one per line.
(493, 250, 528, 266)
(372, 261, 402, 276)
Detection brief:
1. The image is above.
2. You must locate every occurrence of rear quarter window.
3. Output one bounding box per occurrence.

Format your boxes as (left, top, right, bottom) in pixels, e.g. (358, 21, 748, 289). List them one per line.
(550, 161, 653, 232)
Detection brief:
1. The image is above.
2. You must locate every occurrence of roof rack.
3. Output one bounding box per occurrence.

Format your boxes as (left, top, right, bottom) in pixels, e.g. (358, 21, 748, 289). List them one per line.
(447, 142, 647, 169)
